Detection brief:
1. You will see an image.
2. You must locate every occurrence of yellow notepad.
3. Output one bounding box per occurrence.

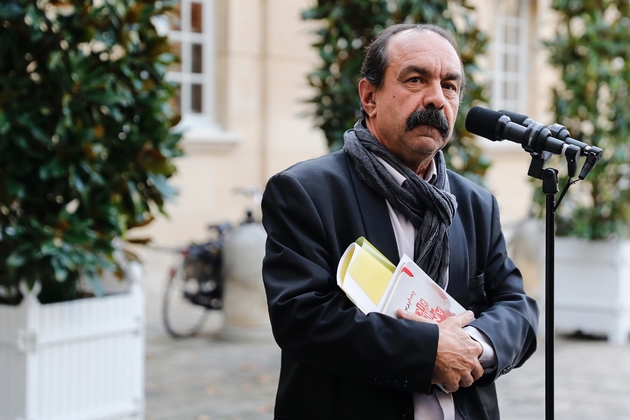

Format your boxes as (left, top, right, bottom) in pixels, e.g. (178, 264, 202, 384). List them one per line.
(347, 238, 395, 305)
(336, 237, 396, 311)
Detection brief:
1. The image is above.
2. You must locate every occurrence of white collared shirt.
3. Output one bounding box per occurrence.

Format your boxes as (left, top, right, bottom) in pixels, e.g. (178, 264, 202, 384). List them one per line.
(375, 157, 497, 420)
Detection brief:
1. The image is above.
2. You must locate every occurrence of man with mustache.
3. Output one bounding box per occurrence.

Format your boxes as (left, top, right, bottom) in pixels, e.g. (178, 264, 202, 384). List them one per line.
(262, 23, 539, 420)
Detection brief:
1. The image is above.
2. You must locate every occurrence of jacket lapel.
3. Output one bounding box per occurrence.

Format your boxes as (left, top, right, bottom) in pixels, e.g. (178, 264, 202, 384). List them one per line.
(345, 155, 400, 265)
(447, 211, 469, 305)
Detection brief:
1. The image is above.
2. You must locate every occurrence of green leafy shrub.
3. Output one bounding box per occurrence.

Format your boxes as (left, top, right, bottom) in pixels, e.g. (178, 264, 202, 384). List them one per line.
(302, 0, 491, 184)
(0, 0, 182, 304)
(540, 1, 630, 240)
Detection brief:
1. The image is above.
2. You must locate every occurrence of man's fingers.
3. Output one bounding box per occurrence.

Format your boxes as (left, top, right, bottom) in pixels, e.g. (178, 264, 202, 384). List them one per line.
(471, 362, 484, 382)
(442, 382, 459, 393)
(451, 310, 475, 327)
(458, 373, 474, 388)
(397, 309, 474, 326)
(400, 308, 483, 389)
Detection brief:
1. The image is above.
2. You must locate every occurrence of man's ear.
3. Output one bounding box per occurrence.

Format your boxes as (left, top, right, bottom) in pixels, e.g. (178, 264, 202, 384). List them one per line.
(358, 78, 377, 118)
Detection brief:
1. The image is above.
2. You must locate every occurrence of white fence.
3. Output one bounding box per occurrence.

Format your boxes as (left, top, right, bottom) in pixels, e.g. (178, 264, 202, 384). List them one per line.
(0, 284, 144, 420)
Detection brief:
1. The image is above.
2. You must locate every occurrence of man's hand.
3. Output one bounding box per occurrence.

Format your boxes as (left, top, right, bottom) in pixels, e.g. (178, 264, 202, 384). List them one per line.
(397, 309, 483, 392)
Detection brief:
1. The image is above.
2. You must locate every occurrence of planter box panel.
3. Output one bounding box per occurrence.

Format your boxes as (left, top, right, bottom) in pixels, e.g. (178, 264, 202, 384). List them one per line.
(0, 284, 144, 420)
(37, 335, 143, 420)
(0, 346, 27, 420)
(37, 291, 142, 345)
(555, 238, 630, 344)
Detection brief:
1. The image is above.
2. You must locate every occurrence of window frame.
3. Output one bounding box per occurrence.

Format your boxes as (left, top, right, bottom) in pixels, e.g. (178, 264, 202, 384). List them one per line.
(162, 0, 240, 148)
(490, 0, 531, 114)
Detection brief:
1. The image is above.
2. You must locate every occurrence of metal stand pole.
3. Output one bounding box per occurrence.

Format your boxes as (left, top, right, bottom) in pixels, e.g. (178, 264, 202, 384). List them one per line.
(510, 113, 600, 420)
(542, 168, 558, 420)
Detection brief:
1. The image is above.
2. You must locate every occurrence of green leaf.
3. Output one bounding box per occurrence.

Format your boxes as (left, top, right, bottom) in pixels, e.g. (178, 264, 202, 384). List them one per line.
(147, 173, 179, 202)
(0, 111, 9, 134)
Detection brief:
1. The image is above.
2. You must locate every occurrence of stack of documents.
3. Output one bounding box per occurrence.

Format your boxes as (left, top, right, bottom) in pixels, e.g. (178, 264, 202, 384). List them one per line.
(336, 237, 464, 320)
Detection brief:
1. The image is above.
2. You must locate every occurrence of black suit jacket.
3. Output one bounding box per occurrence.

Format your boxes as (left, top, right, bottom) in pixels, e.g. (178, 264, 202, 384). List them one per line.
(262, 150, 539, 420)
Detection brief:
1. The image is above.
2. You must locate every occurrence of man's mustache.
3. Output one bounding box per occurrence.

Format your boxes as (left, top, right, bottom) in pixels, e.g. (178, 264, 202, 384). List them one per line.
(405, 108, 450, 139)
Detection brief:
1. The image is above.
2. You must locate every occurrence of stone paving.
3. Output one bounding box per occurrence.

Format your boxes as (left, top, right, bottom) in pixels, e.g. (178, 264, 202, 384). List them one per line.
(140, 248, 630, 420)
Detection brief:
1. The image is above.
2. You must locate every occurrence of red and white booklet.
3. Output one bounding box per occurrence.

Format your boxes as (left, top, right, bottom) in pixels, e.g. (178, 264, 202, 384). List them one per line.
(336, 237, 464, 321)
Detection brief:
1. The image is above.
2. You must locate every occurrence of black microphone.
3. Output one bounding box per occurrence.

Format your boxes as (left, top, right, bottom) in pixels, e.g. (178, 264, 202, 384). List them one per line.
(465, 106, 581, 159)
(497, 109, 533, 127)
(498, 109, 603, 157)
(498, 109, 603, 179)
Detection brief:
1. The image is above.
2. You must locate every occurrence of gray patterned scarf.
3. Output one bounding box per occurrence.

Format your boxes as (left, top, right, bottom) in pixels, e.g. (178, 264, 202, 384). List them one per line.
(343, 120, 457, 287)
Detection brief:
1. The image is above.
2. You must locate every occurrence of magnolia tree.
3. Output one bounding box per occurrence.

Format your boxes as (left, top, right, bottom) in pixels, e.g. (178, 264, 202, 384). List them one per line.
(0, 0, 182, 303)
(541, 0, 630, 239)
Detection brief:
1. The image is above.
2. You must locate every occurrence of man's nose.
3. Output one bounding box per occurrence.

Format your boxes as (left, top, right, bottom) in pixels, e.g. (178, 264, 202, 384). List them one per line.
(421, 81, 446, 110)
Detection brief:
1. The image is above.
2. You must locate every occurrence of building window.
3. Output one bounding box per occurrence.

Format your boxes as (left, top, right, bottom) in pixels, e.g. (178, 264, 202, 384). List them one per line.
(166, 0, 211, 117)
(490, 0, 530, 113)
(156, 0, 237, 145)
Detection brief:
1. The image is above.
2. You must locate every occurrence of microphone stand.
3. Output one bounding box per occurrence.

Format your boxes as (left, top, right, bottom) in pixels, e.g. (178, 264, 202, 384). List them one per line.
(527, 155, 558, 420)
(542, 168, 558, 420)
(464, 107, 601, 419)
(525, 138, 596, 420)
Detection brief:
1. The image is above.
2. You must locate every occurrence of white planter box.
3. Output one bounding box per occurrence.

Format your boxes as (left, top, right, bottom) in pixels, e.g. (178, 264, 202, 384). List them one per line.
(0, 284, 145, 420)
(555, 237, 630, 344)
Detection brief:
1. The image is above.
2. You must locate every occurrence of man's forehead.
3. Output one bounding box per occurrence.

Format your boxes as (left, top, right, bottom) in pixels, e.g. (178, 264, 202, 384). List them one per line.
(386, 29, 462, 78)
(388, 29, 459, 59)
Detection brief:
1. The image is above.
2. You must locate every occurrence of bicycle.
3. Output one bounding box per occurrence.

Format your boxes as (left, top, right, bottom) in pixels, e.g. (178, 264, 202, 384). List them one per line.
(161, 188, 261, 338)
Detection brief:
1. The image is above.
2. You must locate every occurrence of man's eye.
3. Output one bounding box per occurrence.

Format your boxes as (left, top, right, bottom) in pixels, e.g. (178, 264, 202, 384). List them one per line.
(408, 77, 421, 83)
(443, 83, 458, 92)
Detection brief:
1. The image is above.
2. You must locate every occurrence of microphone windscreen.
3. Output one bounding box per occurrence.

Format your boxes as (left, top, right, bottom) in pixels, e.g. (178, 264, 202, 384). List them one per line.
(465, 106, 502, 140)
(499, 109, 528, 125)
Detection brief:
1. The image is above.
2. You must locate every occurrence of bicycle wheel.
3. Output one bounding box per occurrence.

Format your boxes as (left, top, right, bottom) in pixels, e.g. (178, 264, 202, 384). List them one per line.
(162, 261, 209, 338)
